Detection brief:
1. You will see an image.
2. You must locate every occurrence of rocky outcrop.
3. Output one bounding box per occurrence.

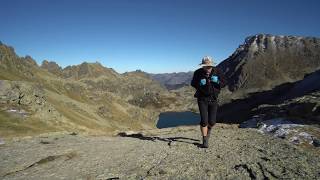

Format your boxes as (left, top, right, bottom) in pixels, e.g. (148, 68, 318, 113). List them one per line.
(0, 43, 45, 81)
(41, 60, 63, 76)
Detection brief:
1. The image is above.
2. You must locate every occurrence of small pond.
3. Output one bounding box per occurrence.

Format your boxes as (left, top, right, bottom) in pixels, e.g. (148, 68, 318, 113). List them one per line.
(156, 111, 200, 128)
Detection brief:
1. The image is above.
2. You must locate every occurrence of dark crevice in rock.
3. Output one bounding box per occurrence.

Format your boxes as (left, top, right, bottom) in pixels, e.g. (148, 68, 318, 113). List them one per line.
(106, 177, 120, 180)
(257, 162, 269, 180)
(265, 168, 280, 179)
(234, 163, 257, 180)
(260, 157, 270, 162)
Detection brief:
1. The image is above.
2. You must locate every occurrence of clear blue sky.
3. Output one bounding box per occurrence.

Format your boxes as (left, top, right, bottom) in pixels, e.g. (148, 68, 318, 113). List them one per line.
(1, 0, 320, 73)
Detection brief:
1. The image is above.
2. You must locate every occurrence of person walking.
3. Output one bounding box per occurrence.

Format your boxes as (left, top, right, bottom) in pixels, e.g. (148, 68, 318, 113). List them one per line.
(191, 56, 227, 148)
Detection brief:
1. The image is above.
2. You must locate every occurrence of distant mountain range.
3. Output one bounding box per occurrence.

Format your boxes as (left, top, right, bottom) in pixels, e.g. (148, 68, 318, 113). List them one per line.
(1, 33, 320, 137)
(147, 71, 194, 90)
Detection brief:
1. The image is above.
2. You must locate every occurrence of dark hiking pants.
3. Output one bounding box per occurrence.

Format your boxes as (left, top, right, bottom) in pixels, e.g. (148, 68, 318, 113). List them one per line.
(197, 98, 218, 127)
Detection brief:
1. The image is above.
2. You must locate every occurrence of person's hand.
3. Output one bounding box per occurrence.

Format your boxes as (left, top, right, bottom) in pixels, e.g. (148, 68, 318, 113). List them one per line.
(200, 78, 206, 86)
(211, 75, 219, 84)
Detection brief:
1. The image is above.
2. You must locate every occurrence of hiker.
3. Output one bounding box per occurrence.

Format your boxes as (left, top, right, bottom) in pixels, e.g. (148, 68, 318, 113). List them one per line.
(191, 56, 227, 148)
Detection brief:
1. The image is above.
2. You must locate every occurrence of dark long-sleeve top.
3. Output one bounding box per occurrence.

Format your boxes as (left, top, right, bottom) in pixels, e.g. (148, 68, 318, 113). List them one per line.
(191, 67, 227, 99)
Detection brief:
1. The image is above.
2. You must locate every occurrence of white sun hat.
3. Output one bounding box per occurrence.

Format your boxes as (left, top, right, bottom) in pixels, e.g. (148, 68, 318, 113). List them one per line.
(199, 56, 215, 67)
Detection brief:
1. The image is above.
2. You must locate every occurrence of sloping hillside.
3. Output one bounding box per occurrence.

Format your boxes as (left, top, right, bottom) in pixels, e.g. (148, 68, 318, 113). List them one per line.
(0, 42, 188, 137)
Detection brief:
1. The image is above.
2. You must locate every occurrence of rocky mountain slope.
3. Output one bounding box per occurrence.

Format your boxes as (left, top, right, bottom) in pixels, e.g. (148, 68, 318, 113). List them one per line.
(218, 34, 320, 94)
(1, 124, 319, 179)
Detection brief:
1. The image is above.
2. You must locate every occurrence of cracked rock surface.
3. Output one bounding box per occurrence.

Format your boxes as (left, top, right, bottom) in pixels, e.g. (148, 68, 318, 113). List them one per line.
(1, 124, 319, 179)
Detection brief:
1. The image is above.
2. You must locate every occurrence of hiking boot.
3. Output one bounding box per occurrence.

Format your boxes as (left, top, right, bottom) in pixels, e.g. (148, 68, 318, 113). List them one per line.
(202, 136, 209, 148)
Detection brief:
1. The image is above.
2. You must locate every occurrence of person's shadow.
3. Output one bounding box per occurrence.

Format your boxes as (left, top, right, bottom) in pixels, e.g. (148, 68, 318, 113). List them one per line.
(117, 132, 203, 147)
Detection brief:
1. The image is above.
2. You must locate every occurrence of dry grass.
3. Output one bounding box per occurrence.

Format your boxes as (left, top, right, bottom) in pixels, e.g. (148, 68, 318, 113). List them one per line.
(0, 111, 57, 138)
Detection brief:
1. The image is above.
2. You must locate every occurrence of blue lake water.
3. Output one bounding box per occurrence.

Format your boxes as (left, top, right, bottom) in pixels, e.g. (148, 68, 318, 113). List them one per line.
(156, 111, 200, 128)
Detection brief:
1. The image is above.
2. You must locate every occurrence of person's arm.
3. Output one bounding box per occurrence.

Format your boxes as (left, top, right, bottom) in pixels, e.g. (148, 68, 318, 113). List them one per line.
(191, 71, 199, 89)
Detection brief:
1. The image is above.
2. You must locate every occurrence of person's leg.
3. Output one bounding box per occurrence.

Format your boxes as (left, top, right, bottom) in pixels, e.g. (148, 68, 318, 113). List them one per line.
(201, 126, 207, 136)
(197, 99, 209, 148)
(207, 99, 218, 138)
(198, 99, 208, 136)
(207, 125, 212, 138)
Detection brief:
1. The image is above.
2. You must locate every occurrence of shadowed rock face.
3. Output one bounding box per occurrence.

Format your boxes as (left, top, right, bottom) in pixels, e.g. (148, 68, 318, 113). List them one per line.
(218, 34, 320, 93)
(217, 69, 320, 125)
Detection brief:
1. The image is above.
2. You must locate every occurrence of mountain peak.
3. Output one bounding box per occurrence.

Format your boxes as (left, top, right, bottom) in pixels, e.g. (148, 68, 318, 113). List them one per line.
(62, 61, 119, 80)
(218, 34, 320, 92)
(41, 60, 63, 76)
(122, 69, 150, 79)
(0, 42, 17, 58)
(23, 55, 38, 66)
